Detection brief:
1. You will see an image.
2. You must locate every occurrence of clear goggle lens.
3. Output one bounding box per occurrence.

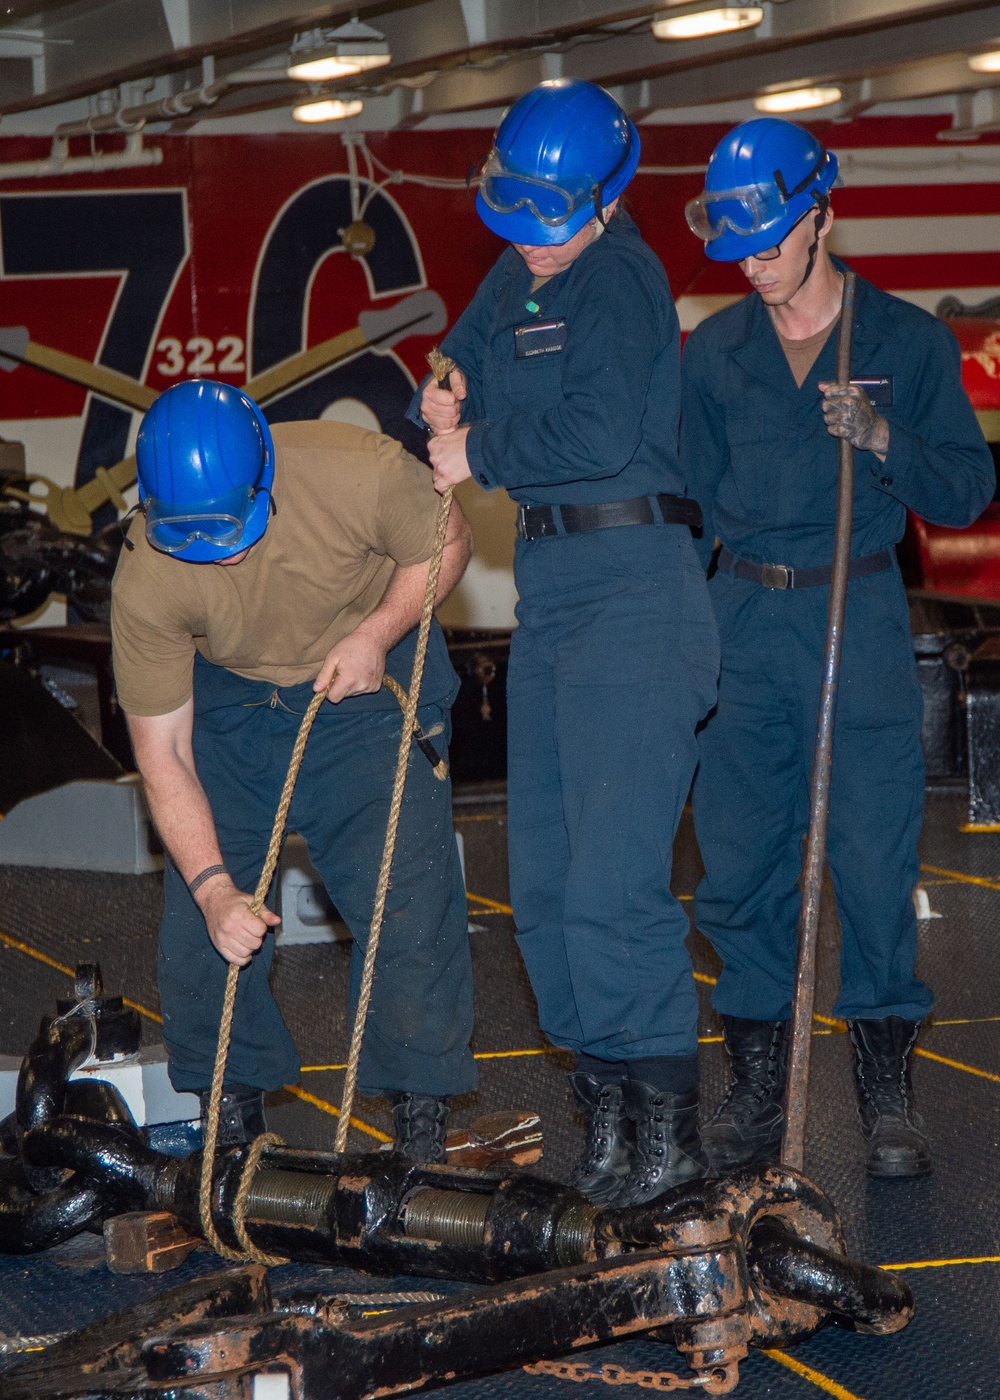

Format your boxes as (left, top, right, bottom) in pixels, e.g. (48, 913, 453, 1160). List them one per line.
(145, 483, 255, 554)
(477, 151, 594, 227)
(685, 183, 785, 242)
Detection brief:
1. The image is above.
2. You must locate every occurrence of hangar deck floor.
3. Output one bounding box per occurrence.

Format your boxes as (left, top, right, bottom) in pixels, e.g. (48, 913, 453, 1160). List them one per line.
(0, 788, 997, 1400)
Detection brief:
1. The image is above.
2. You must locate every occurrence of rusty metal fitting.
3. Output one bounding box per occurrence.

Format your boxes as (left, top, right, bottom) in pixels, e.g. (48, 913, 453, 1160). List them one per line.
(673, 1313, 751, 1394)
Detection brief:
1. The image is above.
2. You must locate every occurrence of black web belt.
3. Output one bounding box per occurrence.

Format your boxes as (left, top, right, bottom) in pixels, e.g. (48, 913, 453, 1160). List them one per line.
(718, 546, 893, 591)
(516, 493, 702, 541)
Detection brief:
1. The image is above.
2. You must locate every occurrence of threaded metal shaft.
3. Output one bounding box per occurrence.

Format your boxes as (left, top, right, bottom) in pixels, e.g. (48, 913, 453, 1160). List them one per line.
(554, 1200, 599, 1266)
(244, 1169, 337, 1229)
(401, 1188, 492, 1248)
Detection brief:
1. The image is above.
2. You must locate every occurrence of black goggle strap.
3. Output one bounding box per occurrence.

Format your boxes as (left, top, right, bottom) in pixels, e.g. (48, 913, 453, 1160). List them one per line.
(798, 192, 831, 292)
(772, 149, 828, 204)
(119, 501, 144, 552)
(593, 122, 634, 226)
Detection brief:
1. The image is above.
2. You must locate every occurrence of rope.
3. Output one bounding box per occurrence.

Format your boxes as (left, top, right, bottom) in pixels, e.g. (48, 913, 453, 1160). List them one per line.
(198, 683, 330, 1265)
(334, 485, 453, 1152)
(197, 484, 454, 1259)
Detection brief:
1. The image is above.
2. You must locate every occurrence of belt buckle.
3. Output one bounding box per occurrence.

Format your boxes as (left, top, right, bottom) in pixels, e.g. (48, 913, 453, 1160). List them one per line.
(761, 562, 792, 590)
(516, 505, 529, 540)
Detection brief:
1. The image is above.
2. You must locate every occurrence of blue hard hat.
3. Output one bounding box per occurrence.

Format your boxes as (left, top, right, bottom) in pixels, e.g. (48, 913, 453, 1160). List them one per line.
(474, 79, 640, 246)
(136, 379, 274, 563)
(685, 118, 838, 262)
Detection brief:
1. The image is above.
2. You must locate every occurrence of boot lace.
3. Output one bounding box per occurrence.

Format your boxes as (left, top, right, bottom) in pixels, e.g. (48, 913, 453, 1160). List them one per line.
(394, 1096, 448, 1161)
(710, 1037, 782, 1128)
(855, 1052, 916, 1122)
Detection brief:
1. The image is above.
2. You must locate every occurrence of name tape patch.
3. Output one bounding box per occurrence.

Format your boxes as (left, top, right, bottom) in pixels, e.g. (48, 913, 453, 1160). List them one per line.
(514, 318, 567, 359)
(850, 375, 893, 407)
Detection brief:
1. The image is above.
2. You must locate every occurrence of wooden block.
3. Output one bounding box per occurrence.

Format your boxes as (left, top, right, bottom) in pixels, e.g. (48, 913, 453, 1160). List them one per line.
(104, 1211, 201, 1275)
(445, 1110, 543, 1169)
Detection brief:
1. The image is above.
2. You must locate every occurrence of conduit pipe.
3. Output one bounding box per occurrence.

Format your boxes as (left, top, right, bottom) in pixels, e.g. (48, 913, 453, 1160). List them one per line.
(0, 131, 163, 182)
(54, 66, 292, 139)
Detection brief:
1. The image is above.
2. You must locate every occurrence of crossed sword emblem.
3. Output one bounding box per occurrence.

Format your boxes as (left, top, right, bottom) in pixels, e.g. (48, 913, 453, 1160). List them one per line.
(0, 288, 447, 536)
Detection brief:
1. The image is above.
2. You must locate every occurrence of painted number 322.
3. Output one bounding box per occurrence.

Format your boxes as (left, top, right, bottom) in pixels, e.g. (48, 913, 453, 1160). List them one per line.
(155, 335, 245, 377)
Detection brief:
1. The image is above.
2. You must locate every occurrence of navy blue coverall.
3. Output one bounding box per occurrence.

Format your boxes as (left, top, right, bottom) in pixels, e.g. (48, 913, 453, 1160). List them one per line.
(682, 267, 994, 1024)
(159, 630, 477, 1101)
(409, 213, 718, 1062)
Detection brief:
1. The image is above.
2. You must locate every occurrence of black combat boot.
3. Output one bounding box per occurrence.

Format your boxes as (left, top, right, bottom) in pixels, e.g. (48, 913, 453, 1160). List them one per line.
(847, 1018, 931, 1178)
(568, 1073, 633, 1206)
(701, 1018, 789, 1173)
(617, 1080, 707, 1205)
(198, 1082, 266, 1147)
(387, 1092, 450, 1163)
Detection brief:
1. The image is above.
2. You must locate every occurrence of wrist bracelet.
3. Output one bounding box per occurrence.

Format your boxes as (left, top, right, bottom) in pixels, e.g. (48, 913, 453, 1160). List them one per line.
(188, 864, 227, 897)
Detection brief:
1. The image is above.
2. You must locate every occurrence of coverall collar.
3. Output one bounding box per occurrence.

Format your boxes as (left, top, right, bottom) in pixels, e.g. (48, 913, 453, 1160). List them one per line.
(724, 259, 884, 394)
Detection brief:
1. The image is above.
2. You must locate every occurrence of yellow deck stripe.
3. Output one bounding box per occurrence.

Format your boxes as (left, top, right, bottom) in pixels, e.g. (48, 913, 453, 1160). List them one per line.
(931, 1014, 1000, 1026)
(302, 1041, 734, 1072)
(466, 891, 514, 914)
(912, 1046, 1000, 1084)
(466, 891, 695, 911)
(882, 1254, 1000, 1270)
(0, 928, 162, 1023)
(453, 813, 499, 823)
(283, 1085, 390, 1143)
(920, 863, 1000, 893)
(764, 1349, 867, 1399)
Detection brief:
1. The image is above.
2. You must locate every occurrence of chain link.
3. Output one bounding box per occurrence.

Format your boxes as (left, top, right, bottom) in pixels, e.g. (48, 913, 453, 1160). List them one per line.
(524, 1359, 711, 1390)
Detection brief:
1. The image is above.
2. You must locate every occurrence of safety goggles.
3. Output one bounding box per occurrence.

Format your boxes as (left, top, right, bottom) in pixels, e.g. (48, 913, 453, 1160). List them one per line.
(144, 483, 256, 554)
(685, 182, 788, 243)
(473, 125, 634, 228)
(685, 152, 828, 244)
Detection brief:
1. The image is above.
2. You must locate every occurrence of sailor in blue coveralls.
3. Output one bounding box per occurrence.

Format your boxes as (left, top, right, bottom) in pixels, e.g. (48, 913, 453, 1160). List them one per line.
(682, 119, 994, 1178)
(409, 79, 719, 1206)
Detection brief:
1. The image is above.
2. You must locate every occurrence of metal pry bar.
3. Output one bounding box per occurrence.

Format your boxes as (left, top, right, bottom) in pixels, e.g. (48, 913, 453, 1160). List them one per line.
(782, 268, 858, 1171)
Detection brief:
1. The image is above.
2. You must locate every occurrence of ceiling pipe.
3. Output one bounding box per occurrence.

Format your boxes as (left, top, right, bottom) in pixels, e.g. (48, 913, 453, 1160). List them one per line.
(0, 130, 163, 182)
(53, 64, 291, 139)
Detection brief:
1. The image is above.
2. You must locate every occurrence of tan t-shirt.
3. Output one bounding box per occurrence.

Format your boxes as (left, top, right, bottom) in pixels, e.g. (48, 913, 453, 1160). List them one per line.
(111, 420, 440, 717)
(776, 314, 838, 389)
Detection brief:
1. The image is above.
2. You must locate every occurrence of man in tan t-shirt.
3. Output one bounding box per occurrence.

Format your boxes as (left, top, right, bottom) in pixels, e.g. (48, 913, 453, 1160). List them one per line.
(111, 379, 477, 1160)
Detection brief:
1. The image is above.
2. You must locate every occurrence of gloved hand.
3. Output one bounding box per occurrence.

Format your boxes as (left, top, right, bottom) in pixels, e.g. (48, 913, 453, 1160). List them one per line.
(818, 381, 889, 459)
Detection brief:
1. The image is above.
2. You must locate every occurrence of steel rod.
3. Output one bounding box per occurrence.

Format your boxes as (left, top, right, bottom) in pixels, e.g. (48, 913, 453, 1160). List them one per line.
(781, 268, 857, 1171)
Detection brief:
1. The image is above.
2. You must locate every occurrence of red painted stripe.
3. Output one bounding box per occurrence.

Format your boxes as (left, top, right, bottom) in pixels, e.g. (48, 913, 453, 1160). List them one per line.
(834, 186, 1000, 218)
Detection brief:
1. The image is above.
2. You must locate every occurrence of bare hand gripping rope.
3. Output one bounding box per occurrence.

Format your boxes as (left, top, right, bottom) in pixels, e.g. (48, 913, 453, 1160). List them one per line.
(199, 348, 456, 1258)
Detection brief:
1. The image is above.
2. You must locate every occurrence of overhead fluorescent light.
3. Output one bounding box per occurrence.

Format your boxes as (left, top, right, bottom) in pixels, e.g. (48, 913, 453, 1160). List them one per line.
(292, 98, 365, 123)
(754, 85, 842, 112)
(652, 6, 763, 38)
(969, 49, 1000, 72)
(288, 20, 390, 81)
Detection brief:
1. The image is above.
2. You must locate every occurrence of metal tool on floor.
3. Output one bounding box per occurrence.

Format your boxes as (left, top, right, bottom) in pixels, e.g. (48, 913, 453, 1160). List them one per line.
(0, 964, 913, 1397)
(782, 270, 857, 1171)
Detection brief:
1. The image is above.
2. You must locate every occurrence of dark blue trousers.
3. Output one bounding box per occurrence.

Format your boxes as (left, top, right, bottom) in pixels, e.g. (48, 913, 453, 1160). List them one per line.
(507, 524, 719, 1061)
(693, 565, 933, 1024)
(159, 635, 477, 1099)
